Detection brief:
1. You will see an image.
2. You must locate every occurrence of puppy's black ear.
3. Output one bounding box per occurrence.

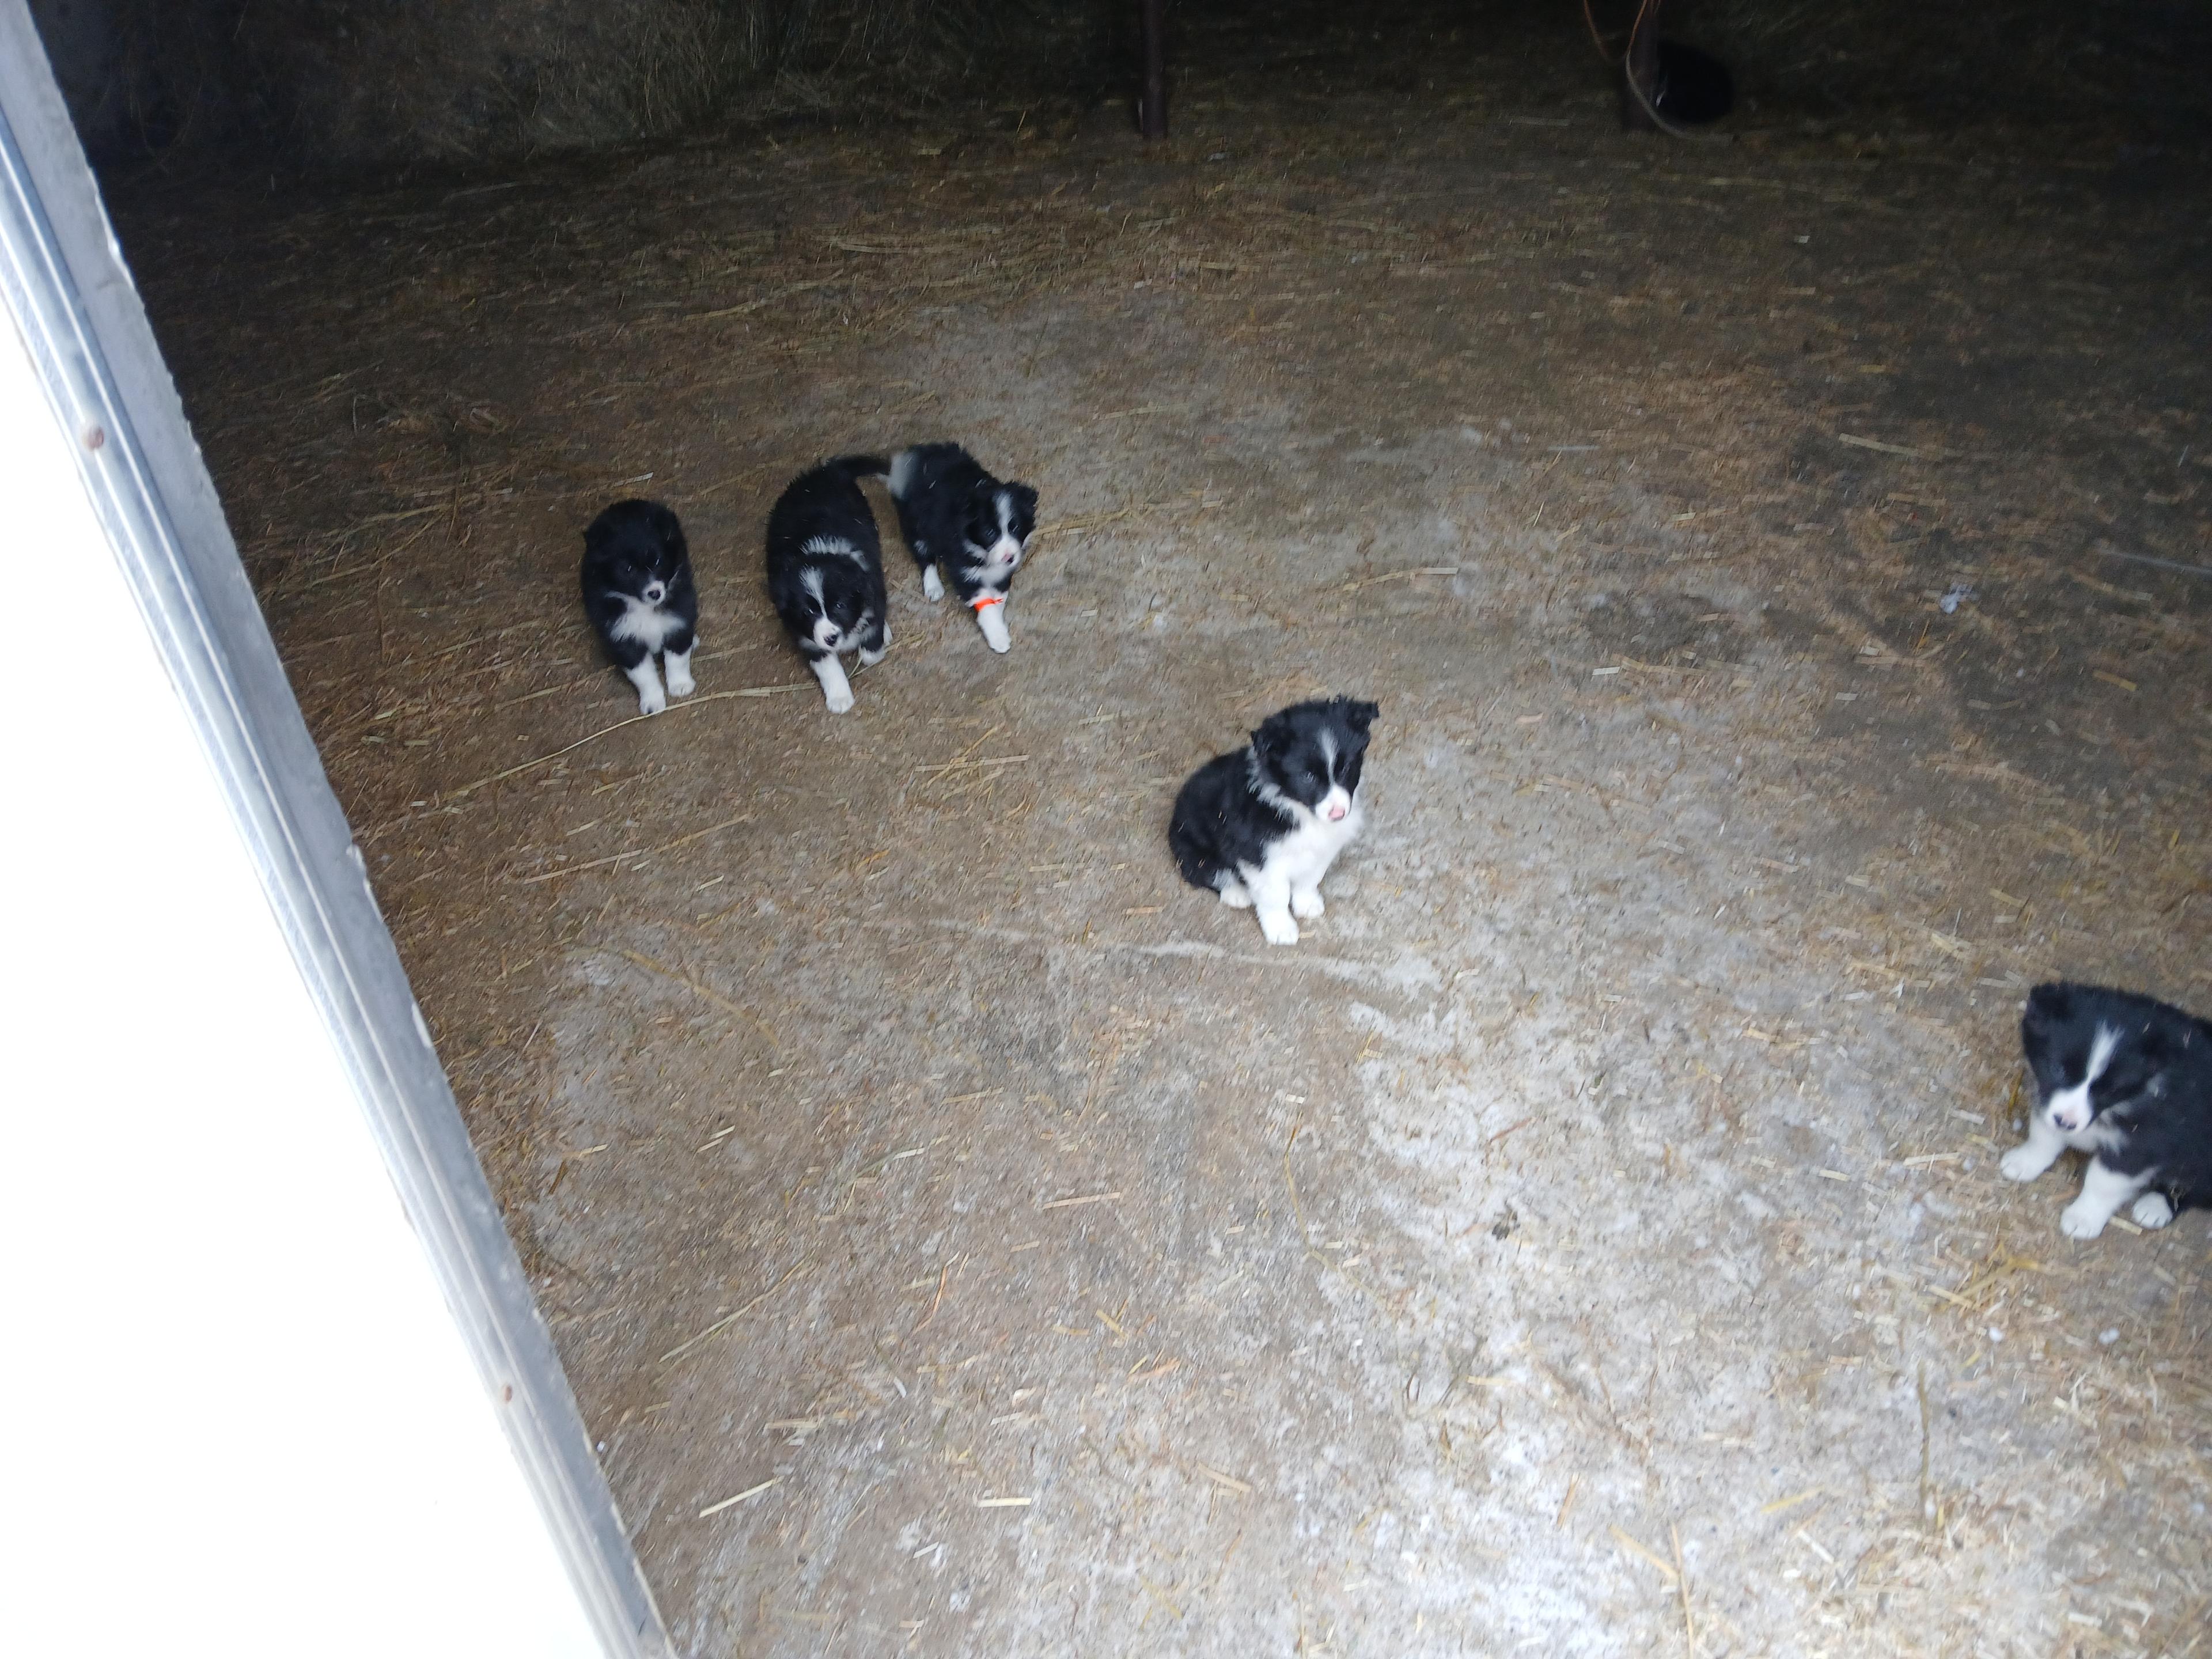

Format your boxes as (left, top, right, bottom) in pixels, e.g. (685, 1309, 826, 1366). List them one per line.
(1250, 711, 1291, 763)
(1343, 699, 1380, 734)
(2023, 983, 2070, 1031)
(650, 502, 688, 560)
(1009, 482, 1039, 517)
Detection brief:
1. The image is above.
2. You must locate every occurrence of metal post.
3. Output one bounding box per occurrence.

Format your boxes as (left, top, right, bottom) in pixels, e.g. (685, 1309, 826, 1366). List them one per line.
(1140, 0, 1167, 139)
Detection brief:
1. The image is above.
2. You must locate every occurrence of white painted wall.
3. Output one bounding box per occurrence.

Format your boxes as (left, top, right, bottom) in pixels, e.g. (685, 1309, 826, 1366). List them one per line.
(0, 283, 604, 1653)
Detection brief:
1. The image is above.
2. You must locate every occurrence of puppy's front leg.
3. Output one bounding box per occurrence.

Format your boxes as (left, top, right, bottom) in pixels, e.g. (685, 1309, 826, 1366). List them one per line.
(973, 595, 1011, 654)
(664, 646, 696, 698)
(1999, 1110, 2066, 1183)
(2060, 1159, 2149, 1241)
(1249, 870, 1298, 947)
(624, 656, 667, 715)
(809, 652, 855, 714)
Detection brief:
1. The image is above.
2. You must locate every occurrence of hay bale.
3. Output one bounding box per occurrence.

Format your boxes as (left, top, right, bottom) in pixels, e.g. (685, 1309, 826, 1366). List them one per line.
(32, 0, 1093, 170)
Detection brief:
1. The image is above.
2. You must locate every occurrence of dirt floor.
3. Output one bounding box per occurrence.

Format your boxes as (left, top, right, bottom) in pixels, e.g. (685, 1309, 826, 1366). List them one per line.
(116, 6, 2211, 1654)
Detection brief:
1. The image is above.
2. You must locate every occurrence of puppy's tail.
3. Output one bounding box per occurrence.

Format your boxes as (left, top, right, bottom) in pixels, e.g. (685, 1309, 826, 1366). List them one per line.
(824, 453, 891, 482)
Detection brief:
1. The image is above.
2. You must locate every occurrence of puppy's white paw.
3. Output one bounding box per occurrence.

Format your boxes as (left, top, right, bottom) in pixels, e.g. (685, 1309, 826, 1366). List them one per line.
(664, 660, 695, 698)
(1291, 888, 1325, 920)
(636, 684, 667, 715)
(922, 565, 945, 603)
(823, 685, 855, 714)
(858, 640, 888, 668)
(1217, 881, 1253, 910)
(976, 604, 1011, 654)
(1258, 911, 1300, 947)
(1998, 1144, 2049, 1183)
(2131, 1191, 2175, 1229)
(2059, 1200, 2109, 1241)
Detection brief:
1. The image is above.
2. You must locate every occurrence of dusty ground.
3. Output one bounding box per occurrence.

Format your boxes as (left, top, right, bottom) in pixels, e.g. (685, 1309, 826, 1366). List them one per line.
(118, 6, 2210, 1654)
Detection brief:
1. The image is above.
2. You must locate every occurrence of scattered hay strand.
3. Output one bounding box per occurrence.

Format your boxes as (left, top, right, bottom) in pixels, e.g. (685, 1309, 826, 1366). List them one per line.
(663, 272, 849, 325)
(660, 1255, 812, 1365)
(698, 1478, 778, 1517)
(1195, 1463, 1252, 1495)
(442, 681, 809, 800)
(1338, 565, 1459, 592)
(1671, 1522, 1695, 1653)
(1756, 1487, 1823, 1517)
(517, 812, 752, 882)
(618, 948, 774, 1043)
(1037, 1190, 1121, 1211)
(1609, 1525, 1679, 1582)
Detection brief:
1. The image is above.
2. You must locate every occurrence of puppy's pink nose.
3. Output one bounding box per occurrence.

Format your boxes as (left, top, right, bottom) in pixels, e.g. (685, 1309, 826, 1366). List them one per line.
(1327, 802, 1347, 821)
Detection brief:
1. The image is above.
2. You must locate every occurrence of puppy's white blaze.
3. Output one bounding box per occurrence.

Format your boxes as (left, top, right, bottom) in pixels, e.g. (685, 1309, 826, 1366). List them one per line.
(2046, 1022, 2121, 1133)
(803, 534, 866, 563)
(888, 449, 917, 498)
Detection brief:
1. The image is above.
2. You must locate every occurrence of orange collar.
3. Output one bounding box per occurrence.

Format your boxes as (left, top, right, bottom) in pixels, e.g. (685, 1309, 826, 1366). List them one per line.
(969, 592, 1005, 611)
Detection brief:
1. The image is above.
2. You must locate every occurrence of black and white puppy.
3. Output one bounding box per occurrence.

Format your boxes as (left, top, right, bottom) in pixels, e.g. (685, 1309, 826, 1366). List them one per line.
(885, 442, 1037, 654)
(1169, 698, 1380, 947)
(2004, 982, 2212, 1239)
(764, 456, 891, 714)
(581, 499, 698, 715)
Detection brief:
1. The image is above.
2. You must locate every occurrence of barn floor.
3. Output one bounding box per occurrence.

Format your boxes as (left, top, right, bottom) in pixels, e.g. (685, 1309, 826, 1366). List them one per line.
(117, 7, 2211, 1654)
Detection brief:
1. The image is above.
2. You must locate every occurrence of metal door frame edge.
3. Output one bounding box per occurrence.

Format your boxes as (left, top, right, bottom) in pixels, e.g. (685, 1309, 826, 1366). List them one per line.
(0, 9, 671, 1653)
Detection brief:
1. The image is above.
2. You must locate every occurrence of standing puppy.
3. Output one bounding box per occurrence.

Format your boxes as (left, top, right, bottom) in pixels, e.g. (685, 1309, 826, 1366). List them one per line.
(885, 443, 1037, 654)
(581, 499, 698, 715)
(765, 456, 891, 714)
(1169, 698, 1380, 946)
(2003, 982, 2212, 1238)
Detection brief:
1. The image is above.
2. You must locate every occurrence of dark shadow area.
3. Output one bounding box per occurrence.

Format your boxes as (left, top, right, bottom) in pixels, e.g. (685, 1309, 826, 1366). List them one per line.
(32, 0, 2212, 181)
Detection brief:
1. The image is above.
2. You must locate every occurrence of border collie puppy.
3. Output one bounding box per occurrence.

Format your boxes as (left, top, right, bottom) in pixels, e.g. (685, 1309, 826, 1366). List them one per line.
(1169, 698, 1380, 947)
(581, 499, 698, 715)
(764, 456, 891, 714)
(885, 442, 1037, 654)
(2004, 982, 2212, 1239)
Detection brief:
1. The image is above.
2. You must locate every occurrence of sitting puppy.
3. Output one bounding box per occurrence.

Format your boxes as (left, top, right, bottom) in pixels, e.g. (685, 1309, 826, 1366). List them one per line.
(581, 499, 698, 715)
(885, 442, 1037, 654)
(764, 456, 891, 714)
(1169, 698, 1379, 947)
(2003, 982, 2212, 1239)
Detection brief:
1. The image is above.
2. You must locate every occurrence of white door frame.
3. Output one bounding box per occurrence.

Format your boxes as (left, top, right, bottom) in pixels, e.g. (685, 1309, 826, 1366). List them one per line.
(0, 8, 672, 1654)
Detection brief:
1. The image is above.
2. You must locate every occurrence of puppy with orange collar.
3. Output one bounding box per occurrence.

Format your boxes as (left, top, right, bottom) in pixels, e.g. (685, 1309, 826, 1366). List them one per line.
(884, 443, 1037, 654)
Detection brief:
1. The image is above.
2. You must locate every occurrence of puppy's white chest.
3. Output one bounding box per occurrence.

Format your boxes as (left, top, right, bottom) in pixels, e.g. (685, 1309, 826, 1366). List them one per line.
(609, 595, 682, 651)
(1259, 801, 1363, 885)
